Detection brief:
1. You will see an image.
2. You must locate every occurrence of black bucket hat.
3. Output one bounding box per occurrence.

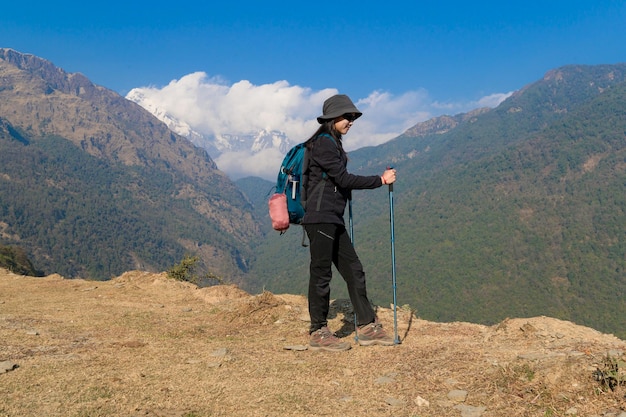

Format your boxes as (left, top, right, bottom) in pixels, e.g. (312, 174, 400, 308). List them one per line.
(317, 94, 362, 123)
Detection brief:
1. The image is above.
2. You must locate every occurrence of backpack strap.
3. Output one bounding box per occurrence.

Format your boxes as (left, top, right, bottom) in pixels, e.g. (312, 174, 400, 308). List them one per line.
(306, 133, 340, 211)
(301, 137, 325, 211)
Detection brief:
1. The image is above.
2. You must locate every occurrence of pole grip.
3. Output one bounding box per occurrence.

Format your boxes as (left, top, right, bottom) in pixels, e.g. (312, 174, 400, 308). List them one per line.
(386, 166, 394, 193)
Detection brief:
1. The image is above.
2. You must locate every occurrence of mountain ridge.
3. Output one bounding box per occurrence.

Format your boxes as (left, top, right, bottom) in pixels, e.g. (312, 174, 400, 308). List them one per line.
(248, 64, 626, 339)
(0, 48, 260, 280)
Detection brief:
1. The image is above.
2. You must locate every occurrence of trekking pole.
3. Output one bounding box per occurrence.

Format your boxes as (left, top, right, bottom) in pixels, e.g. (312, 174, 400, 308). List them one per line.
(348, 198, 354, 244)
(388, 168, 400, 344)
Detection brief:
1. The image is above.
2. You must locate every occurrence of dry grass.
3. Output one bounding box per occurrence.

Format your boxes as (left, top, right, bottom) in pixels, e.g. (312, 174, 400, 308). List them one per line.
(1, 268, 625, 417)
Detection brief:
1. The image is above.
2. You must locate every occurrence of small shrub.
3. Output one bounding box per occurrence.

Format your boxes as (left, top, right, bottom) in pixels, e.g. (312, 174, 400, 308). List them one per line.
(593, 354, 626, 391)
(167, 255, 222, 285)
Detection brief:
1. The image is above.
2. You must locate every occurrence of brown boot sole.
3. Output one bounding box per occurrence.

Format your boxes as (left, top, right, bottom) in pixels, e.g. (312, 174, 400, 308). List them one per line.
(309, 343, 352, 352)
(357, 338, 395, 347)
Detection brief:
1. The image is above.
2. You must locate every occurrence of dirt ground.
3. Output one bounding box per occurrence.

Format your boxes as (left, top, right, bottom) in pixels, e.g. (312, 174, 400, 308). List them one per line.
(1, 268, 625, 417)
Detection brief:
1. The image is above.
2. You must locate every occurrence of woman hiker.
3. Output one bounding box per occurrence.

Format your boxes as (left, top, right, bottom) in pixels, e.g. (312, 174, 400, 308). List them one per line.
(302, 94, 397, 351)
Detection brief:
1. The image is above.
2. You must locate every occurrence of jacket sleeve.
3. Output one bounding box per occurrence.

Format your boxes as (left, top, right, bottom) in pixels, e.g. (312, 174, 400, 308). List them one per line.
(313, 135, 383, 190)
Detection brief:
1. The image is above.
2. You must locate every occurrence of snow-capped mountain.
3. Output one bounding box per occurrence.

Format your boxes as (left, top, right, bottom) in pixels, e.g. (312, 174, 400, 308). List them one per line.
(126, 89, 293, 160)
(125, 88, 216, 153)
(219, 130, 293, 154)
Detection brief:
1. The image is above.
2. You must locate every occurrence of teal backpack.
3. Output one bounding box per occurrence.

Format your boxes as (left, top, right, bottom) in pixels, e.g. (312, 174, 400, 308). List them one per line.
(268, 134, 334, 234)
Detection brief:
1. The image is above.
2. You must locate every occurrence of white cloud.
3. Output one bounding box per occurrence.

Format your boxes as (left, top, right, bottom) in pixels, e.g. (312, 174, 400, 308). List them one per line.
(215, 148, 284, 181)
(475, 92, 513, 108)
(346, 89, 433, 150)
(431, 91, 513, 113)
(131, 72, 333, 142)
(128, 72, 510, 180)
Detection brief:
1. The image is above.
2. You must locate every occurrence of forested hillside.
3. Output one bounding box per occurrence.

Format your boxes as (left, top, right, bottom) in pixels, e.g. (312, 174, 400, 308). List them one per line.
(0, 48, 260, 281)
(247, 64, 626, 339)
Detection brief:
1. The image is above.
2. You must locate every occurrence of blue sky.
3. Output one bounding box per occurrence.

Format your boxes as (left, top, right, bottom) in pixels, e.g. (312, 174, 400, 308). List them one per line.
(3, 1, 626, 178)
(4, 1, 625, 100)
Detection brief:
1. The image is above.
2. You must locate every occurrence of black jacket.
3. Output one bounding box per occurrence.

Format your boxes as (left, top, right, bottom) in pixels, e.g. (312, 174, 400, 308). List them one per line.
(302, 133, 383, 225)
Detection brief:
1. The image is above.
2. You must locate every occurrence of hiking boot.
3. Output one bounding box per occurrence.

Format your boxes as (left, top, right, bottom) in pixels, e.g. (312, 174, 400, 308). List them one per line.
(357, 320, 395, 346)
(309, 327, 351, 352)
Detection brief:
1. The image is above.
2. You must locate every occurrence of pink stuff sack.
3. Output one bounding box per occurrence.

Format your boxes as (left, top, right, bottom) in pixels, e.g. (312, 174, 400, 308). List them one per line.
(269, 193, 290, 232)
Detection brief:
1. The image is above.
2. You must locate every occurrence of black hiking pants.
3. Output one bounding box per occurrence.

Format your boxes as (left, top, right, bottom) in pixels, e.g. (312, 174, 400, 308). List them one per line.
(304, 223, 376, 334)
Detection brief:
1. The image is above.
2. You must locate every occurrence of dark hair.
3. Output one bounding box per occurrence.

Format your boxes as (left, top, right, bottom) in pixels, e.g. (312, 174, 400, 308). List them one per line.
(304, 120, 346, 157)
